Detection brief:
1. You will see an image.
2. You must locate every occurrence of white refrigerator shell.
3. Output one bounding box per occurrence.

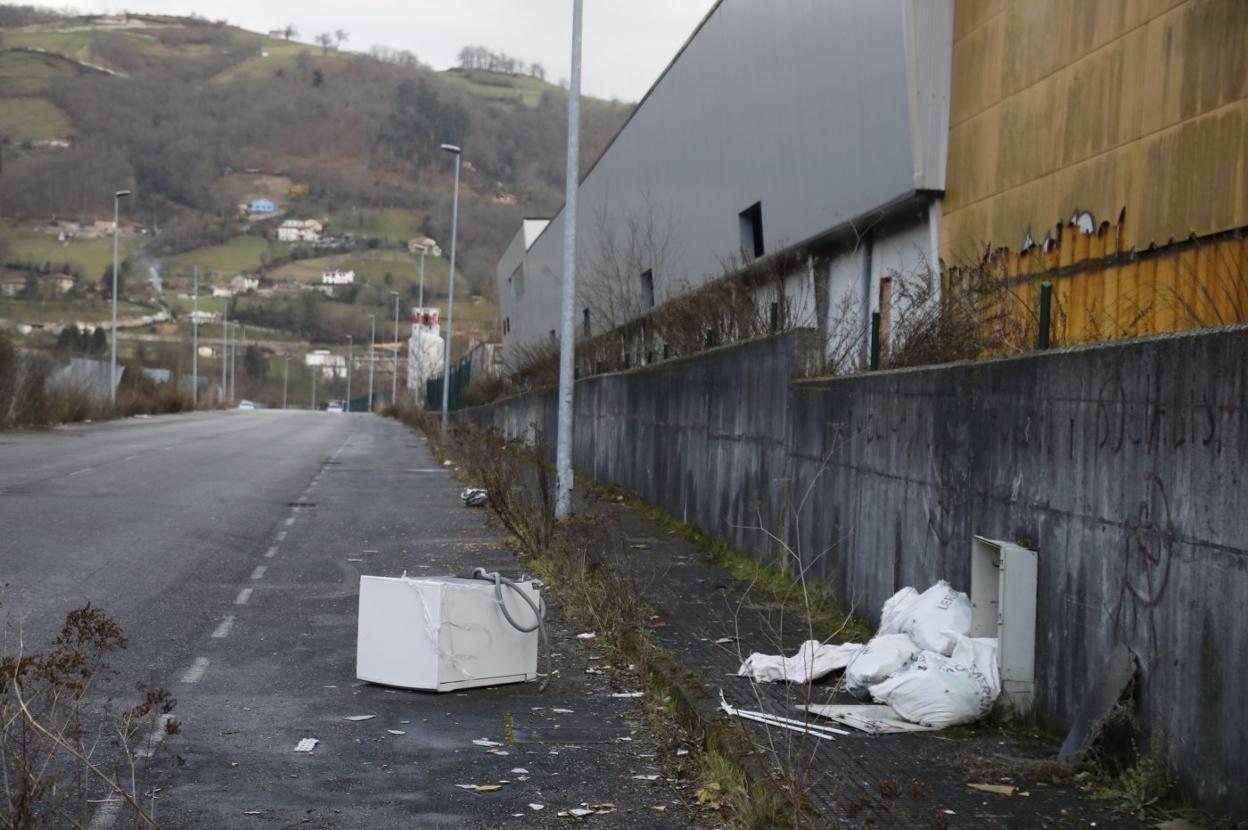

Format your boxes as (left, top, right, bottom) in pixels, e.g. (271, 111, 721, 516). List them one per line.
(356, 574, 540, 692)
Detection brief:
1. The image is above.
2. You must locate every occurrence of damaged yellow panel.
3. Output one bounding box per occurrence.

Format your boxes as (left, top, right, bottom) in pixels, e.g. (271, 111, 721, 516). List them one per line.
(943, 0, 1248, 338)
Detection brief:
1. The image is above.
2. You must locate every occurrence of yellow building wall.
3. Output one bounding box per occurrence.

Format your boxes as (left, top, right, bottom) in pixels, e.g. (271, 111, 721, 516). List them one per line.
(943, 0, 1248, 340)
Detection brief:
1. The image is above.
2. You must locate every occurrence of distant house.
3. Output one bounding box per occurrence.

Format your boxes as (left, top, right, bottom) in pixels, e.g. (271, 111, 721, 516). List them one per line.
(322, 269, 355, 286)
(230, 274, 260, 293)
(407, 236, 442, 257)
(277, 218, 321, 243)
(305, 349, 347, 379)
(0, 275, 27, 298)
(249, 198, 278, 214)
(40, 274, 75, 295)
(211, 285, 235, 298)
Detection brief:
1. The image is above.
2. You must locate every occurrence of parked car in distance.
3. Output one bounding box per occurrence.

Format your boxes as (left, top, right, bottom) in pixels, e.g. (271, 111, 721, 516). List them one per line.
(237, 400, 256, 410)
(326, 403, 343, 413)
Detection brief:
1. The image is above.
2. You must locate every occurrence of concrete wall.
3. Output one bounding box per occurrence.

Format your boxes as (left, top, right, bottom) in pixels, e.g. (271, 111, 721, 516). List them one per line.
(459, 323, 1248, 816)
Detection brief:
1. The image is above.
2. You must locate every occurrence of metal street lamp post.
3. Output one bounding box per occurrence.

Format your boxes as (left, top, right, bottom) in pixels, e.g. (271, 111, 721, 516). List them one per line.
(418, 248, 426, 308)
(367, 314, 376, 412)
(554, 0, 584, 519)
(283, 356, 289, 409)
(109, 189, 131, 406)
(220, 300, 228, 404)
(346, 335, 353, 412)
(311, 362, 317, 411)
(191, 264, 198, 408)
(439, 143, 462, 431)
(390, 290, 401, 407)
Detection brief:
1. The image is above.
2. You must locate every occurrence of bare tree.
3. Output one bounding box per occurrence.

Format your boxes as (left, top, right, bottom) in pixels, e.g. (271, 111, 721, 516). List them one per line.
(315, 32, 333, 55)
(282, 24, 297, 41)
(334, 29, 349, 49)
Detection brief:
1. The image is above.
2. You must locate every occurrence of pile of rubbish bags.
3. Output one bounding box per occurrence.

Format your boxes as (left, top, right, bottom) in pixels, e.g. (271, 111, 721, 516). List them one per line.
(737, 581, 1000, 729)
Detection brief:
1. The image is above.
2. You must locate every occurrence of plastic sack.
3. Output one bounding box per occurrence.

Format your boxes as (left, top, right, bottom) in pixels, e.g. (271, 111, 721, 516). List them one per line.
(737, 640, 862, 684)
(842, 633, 920, 698)
(868, 634, 1000, 728)
(898, 581, 972, 655)
(878, 587, 920, 635)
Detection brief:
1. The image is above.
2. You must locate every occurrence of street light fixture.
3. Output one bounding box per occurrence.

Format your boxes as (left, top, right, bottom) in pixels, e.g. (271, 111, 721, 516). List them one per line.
(390, 289, 401, 407)
(439, 143, 462, 431)
(191, 264, 199, 408)
(367, 314, 376, 412)
(109, 188, 131, 406)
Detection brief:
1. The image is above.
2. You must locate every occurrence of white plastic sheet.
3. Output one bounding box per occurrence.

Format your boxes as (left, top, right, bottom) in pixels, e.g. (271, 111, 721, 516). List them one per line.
(868, 633, 1000, 728)
(737, 640, 862, 684)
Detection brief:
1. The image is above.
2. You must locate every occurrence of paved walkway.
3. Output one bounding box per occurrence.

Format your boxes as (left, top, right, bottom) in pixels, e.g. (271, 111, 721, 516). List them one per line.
(585, 494, 1144, 830)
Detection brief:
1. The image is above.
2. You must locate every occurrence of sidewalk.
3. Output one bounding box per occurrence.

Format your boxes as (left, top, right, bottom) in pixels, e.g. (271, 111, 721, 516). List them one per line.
(586, 493, 1145, 829)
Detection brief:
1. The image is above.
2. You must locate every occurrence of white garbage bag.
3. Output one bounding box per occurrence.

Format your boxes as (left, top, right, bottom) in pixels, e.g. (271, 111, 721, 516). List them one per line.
(877, 587, 920, 636)
(867, 634, 1000, 728)
(897, 581, 972, 656)
(737, 640, 862, 684)
(842, 633, 920, 698)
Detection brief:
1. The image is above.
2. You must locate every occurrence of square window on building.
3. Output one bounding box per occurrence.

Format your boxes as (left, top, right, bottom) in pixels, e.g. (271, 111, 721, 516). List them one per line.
(739, 202, 764, 259)
(640, 269, 655, 310)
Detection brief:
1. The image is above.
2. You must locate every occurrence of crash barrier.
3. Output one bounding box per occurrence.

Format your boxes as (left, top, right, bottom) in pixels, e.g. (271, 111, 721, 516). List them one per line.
(455, 322, 1248, 817)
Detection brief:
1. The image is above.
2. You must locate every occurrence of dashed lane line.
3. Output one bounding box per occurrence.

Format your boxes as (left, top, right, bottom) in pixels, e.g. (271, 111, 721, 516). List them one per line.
(250, 565, 267, 580)
(180, 657, 209, 684)
(265, 545, 279, 558)
(210, 615, 235, 639)
(234, 587, 253, 605)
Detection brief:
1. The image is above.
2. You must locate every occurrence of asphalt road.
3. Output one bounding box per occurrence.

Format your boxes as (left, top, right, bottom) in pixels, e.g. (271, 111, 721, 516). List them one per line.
(0, 411, 699, 829)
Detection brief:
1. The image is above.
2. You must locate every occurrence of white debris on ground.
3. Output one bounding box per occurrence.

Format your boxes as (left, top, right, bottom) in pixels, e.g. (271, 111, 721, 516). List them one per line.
(459, 487, 488, 507)
(734, 581, 1002, 729)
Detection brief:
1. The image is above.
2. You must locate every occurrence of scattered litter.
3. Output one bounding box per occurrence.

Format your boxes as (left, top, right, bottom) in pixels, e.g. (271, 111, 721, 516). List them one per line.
(611, 691, 643, 698)
(242, 810, 262, 816)
(713, 637, 736, 645)
(343, 715, 375, 722)
(457, 783, 504, 793)
(892, 581, 972, 656)
(551, 708, 574, 714)
(869, 635, 1000, 728)
(633, 774, 660, 781)
(386, 730, 406, 735)
(528, 803, 545, 811)
(487, 748, 510, 756)
(651, 805, 667, 812)
(559, 807, 596, 818)
(472, 738, 503, 747)
(293, 738, 318, 752)
(676, 748, 689, 756)
(346, 557, 363, 562)
(968, 783, 1018, 796)
(630, 543, 650, 549)
(585, 666, 604, 675)
(577, 632, 597, 640)
(800, 703, 935, 735)
(442, 459, 454, 467)
(460, 487, 489, 507)
(737, 640, 861, 684)
(511, 768, 530, 775)
(720, 691, 848, 739)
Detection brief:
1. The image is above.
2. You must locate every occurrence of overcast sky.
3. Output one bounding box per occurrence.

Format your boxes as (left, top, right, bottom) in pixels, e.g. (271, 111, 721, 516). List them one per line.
(69, 1, 720, 101)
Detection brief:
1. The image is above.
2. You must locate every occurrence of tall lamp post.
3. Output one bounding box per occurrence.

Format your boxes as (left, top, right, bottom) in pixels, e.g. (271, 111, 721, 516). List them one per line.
(439, 143, 462, 431)
(220, 299, 229, 404)
(283, 356, 290, 409)
(367, 314, 376, 412)
(191, 264, 199, 408)
(390, 289, 401, 407)
(109, 189, 131, 406)
(346, 335, 353, 412)
(554, 0, 583, 519)
(310, 361, 317, 411)
(417, 247, 426, 308)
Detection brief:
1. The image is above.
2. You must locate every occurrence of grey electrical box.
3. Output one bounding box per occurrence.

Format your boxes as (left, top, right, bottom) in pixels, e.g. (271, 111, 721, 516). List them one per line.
(970, 536, 1038, 715)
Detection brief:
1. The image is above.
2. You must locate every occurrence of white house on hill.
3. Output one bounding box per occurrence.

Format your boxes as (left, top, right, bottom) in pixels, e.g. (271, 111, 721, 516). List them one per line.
(322, 269, 355, 286)
(278, 219, 322, 243)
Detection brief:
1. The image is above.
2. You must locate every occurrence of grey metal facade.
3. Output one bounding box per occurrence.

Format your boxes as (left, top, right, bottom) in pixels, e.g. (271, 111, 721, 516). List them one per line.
(497, 0, 953, 366)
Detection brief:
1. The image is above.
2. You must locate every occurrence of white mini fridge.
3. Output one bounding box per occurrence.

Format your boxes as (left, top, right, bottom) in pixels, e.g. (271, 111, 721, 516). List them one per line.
(356, 574, 540, 692)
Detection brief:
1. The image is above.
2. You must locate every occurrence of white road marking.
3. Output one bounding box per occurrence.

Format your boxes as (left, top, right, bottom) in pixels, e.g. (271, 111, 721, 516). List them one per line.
(284, 516, 295, 527)
(123, 454, 140, 461)
(276, 530, 287, 541)
(180, 657, 209, 683)
(134, 713, 175, 759)
(211, 615, 235, 639)
(265, 545, 278, 558)
(250, 565, 267, 580)
(291, 506, 301, 514)
(68, 467, 93, 476)
(234, 587, 253, 605)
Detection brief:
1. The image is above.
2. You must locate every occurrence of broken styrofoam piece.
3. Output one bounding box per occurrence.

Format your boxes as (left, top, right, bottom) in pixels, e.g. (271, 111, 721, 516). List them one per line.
(510, 767, 529, 775)
(843, 634, 920, 697)
(387, 729, 406, 735)
(528, 803, 545, 811)
(719, 691, 849, 739)
(799, 703, 936, 735)
(611, 691, 643, 698)
(869, 635, 1000, 728)
(737, 640, 862, 684)
(293, 738, 319, 752)
(576, 631, 597, 640)
(343, 715, 375, 721)
(472, 738, 503, 747)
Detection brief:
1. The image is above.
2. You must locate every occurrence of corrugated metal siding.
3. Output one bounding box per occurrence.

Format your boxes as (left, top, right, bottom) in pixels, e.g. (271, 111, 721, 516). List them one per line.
(500, 0, 954, 364)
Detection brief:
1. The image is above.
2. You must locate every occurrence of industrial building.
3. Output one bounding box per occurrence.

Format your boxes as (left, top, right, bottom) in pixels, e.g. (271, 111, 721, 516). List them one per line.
(496, 0, 955, 369)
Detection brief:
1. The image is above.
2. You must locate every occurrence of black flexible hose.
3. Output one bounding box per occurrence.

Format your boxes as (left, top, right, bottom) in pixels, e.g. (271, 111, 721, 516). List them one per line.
(471, 568, 550, 692)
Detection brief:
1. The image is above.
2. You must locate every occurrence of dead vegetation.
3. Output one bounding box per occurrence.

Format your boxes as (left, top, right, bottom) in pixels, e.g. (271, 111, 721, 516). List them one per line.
(1, 604, 180, 829)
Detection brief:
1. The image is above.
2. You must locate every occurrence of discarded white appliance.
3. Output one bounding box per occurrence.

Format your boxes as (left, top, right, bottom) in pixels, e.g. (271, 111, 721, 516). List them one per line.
(356, 572, 542, 692)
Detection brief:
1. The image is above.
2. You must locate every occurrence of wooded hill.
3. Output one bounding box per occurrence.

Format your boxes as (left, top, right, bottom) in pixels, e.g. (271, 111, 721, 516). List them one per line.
(0, 7, 631, 293)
